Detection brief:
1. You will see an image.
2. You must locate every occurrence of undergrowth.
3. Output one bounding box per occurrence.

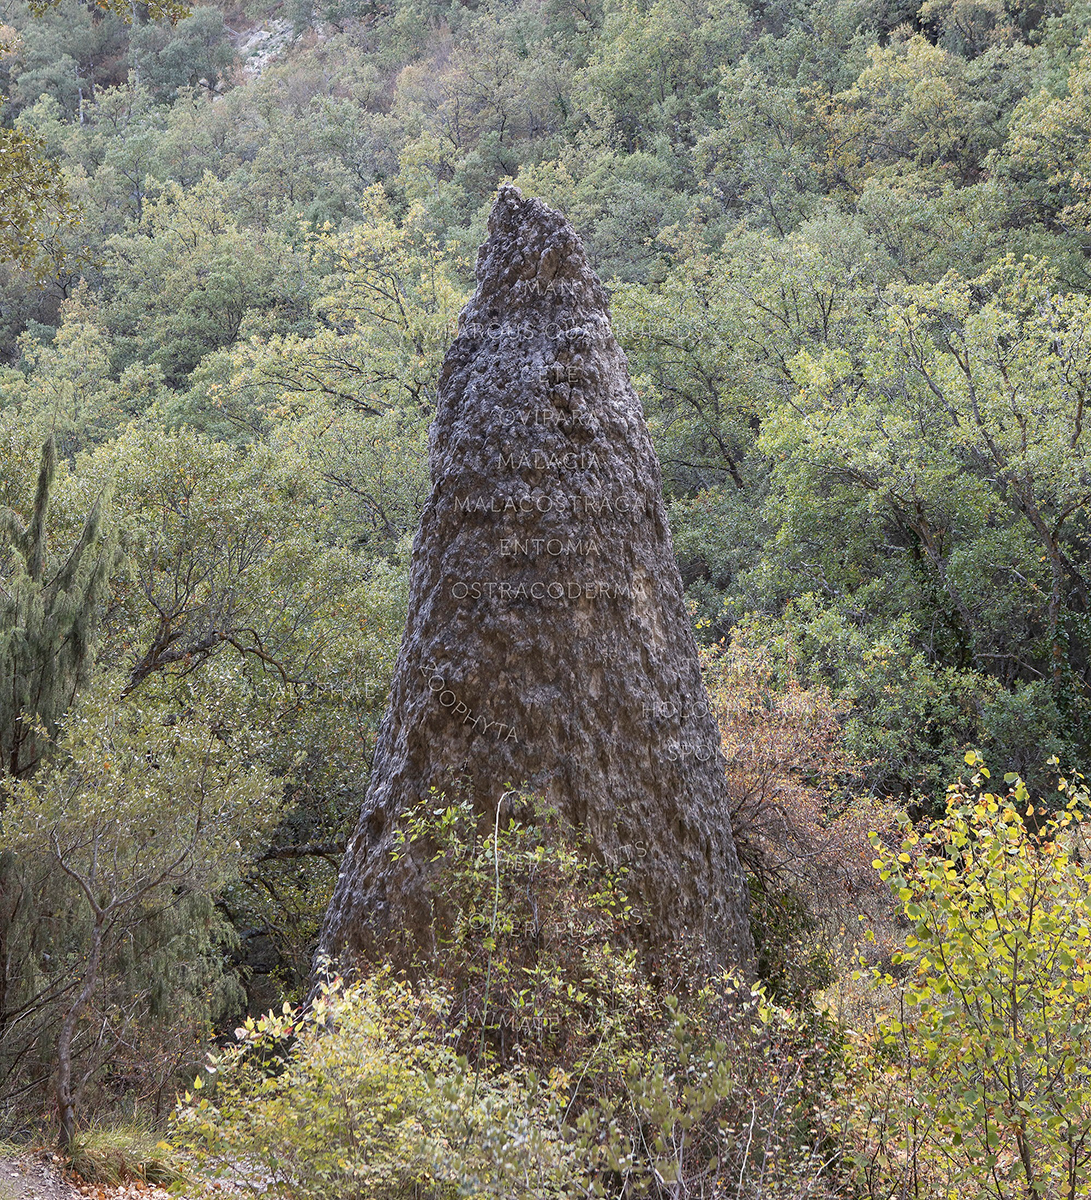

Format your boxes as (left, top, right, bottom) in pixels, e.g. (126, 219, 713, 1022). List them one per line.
(172, 793, 847, 1198)
(170, 764, 1091, 1198)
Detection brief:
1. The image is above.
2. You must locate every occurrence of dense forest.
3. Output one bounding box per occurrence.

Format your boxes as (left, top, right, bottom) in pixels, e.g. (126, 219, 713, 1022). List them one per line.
(4, 0, 1091, 1193)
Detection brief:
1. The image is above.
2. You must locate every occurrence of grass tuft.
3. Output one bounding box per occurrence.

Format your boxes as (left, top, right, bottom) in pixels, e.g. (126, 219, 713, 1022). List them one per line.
(68, 1123, 186, 1187)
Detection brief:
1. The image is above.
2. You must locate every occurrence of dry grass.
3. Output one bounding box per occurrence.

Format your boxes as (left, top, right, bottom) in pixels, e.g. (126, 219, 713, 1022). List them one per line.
(67, 1126, 183, 1189)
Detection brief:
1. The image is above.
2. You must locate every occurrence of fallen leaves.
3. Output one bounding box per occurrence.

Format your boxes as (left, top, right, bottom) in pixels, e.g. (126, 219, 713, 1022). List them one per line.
(76, 1183, 172, 1200)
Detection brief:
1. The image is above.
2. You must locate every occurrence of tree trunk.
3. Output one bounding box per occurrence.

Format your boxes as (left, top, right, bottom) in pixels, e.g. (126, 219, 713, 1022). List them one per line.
(55, 918, 102, 1151)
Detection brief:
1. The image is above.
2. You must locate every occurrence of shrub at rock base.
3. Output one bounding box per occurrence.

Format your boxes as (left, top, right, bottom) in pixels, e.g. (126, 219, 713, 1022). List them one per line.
(175, 969, 578, 1199)
(173, 803, 844, 1199)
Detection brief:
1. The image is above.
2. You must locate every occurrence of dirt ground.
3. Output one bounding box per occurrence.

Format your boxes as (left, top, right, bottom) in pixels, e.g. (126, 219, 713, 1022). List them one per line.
(0, 1154, 80, 1200)
(0, 1155, 174, 1200)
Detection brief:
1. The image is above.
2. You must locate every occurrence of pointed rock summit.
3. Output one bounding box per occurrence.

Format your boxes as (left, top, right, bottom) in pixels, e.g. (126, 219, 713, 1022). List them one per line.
(320, 185, 753, 975)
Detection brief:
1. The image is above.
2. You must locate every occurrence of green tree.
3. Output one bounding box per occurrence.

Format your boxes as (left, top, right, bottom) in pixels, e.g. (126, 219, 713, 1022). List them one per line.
(128, 7, 235, 103)
(757, 256, 1091, 784)
(0, 287, 165, 457)
(73, 423, 412, 999)
(102, 173, 305, 385)
(0, 121, 74, 271)
(579, 0, 748, 152)
(0, 22, 74, 274)
(820, 33, 1033, 193)
(0, 436, 112, 780)
(221, 188, 466, 420)
(694, 59, 830, 234)
(6, 1, 130, 118)
(612, 247, 767, 495)
(1, 677, 278, 1148)
(1002, 34, 1091, 241)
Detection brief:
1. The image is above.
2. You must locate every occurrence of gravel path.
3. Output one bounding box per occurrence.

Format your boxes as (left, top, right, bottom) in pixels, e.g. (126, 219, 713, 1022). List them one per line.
(0, 1154, 81, 1200)
(0, 1155, 176, 1200)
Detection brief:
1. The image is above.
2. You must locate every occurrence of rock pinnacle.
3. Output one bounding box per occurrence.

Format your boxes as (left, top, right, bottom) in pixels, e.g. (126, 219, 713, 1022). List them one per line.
(319, 185, 753, 977)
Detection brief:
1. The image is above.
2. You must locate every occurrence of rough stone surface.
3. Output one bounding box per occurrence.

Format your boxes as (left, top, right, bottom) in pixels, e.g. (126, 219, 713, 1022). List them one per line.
(320, 185, 753, 977)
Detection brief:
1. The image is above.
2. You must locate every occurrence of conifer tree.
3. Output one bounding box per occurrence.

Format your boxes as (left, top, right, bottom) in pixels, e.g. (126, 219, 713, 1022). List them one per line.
(0, 436, 113, 781)
(0, 438, 115, 1132)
